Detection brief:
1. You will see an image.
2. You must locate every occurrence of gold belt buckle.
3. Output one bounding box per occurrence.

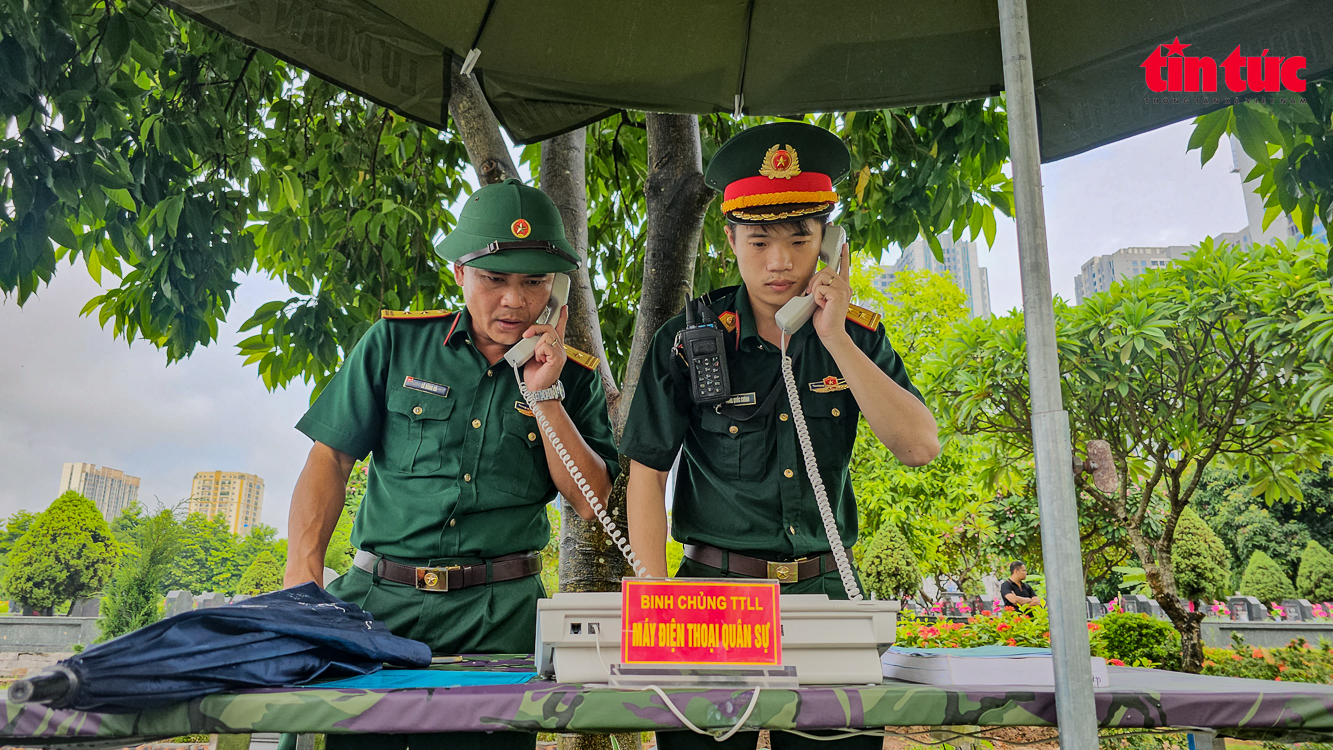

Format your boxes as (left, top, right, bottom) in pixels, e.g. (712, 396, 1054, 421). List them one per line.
(415, 566, 460, 591)
(767, 557, 807, 583)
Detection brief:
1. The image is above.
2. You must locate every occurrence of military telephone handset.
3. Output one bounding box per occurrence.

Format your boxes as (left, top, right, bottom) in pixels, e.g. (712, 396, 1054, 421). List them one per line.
(774, 225, 846, 336)
(507, 274, 648, 578)
(504, 273, 571, 369)
(774, 225, 863, 601)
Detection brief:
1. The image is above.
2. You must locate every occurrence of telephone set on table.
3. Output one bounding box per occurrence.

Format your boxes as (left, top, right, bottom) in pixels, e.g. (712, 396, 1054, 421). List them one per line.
(774, 225, 846, 336)
(504, 273, 571, 369)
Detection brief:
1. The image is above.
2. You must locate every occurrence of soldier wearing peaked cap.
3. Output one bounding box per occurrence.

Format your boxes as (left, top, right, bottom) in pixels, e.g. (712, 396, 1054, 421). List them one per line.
(282, 178, 618, 750)
(622, 122, 941, 750)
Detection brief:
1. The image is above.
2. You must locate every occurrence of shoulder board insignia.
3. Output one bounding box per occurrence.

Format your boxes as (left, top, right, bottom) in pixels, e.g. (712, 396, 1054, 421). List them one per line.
(718, 311, 738, 333)
(381, 309, 452, 320)
(846, 304, 881, 331)
(563, 344, 600, 371)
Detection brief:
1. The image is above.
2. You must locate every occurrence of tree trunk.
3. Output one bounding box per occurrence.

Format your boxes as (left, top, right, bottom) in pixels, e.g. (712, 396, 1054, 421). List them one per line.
(539, 128, 620, 406)
(614, 114, 715, 431)
(1131, 526, 1207, 673)
(447, 61, 518, 186)
(540, 126, 642, 750)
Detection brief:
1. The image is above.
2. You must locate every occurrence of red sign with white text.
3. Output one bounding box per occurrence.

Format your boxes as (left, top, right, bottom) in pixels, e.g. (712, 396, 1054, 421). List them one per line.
(621, 579, 781, 665)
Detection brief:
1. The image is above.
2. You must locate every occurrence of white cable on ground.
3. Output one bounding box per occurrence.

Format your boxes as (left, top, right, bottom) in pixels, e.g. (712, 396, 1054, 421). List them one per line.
(646, 685, 762, 742)
(780, 333, 862, 601)
(516, 368, 648, 578)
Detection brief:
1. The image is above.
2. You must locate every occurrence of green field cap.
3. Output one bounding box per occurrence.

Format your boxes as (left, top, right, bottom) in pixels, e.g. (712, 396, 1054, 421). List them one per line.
(436, 179, 579, 273)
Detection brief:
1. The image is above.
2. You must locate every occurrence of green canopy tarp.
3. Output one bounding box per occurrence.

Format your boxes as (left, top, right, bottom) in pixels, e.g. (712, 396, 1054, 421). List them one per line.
(167, 0, 1333, 159)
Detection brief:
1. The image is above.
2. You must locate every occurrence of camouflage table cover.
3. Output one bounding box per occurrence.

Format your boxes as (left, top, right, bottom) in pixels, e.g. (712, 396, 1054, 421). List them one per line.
(3, 657, 1332, 747)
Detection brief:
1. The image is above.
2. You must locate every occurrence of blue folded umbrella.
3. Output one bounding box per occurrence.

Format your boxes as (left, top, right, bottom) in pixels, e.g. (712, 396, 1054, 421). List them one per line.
(7, 583, 431, 713)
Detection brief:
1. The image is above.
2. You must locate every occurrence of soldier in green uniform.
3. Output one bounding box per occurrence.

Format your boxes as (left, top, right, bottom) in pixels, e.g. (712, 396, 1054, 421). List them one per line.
(622, 122, 941, 750)
(283, 178, 619, 750)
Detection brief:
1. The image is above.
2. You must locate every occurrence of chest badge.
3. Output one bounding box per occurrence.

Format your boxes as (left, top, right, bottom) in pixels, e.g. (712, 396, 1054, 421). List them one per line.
(403, 376, 450, 398)
(808, 375, 849, 393)
(514, 400, 535, 417)
(723, 392, 757, 407)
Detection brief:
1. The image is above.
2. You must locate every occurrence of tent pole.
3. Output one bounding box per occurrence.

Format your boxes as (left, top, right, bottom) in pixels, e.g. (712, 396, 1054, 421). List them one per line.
(996, 0, 1100, 747)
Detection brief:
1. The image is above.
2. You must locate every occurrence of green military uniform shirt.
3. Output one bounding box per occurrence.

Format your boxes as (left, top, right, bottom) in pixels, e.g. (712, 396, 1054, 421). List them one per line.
(620, 284, 923, 560)
(296, 309, 621, 563)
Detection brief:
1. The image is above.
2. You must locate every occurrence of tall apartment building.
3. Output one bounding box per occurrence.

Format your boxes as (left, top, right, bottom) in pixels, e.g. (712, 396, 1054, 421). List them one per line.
(59, 463, 141, 521)
(872, 232, 992, 318)
(1073, 245, 1194, 304)
(189, 471, 265, 536)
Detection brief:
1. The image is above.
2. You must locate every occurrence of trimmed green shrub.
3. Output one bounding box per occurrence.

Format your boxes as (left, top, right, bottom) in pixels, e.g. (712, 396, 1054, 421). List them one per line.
(1297, 540, 1333, 603)
(1239, 550, 1297, 604)
(237, 551, 284, 596)
(1171, 506, 1232, 602)
(1089, 612, 1182, 671)
(4, 492, 119, 611)
(861, 522, 922, 601)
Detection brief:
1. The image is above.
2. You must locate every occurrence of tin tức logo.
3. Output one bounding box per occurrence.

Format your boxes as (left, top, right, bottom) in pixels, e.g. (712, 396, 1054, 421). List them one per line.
(1142, 37, 1307, 94)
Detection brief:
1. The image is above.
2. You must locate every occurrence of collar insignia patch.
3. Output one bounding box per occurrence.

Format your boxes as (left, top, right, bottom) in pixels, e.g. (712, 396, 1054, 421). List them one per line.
(718, 311, 738, 332)
(808, 375, 849, 393)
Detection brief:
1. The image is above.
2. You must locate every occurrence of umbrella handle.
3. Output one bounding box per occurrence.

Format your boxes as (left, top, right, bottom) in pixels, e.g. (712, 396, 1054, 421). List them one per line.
(8, 665, 78, 706)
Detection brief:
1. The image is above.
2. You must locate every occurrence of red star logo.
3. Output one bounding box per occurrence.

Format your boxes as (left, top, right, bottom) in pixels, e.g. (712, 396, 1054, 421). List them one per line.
(773, 150, 790, 170)
(823, 376, 838, 386)
(1162, 37, 1190, 56)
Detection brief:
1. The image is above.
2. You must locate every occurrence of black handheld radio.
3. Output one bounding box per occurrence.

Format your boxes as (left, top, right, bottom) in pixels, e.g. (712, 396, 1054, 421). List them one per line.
(680, 299, 731, 405)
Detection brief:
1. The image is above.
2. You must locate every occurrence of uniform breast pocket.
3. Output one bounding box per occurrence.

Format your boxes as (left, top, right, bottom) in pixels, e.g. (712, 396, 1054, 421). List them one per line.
(386, 389, 456, 475)
(697, 409, 769, 482)
(502, 406, 548, 501)
(798, 391, 856, 468)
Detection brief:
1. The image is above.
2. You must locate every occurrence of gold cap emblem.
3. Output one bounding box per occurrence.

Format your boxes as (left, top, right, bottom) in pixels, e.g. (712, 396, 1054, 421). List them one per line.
(511, 218, 532, 238)
(760, 144, 801, 179)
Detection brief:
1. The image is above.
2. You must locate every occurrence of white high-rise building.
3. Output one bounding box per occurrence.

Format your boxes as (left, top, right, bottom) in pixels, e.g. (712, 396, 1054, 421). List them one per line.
(58, 463, 141, 521)
(1073, 245, 1194, 304)
(872, 232, 991, 318)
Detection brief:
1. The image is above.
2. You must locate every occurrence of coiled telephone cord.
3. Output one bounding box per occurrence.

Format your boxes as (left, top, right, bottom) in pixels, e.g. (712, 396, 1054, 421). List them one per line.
(780, 333, 863, 601)
(515, 368, 648, 579)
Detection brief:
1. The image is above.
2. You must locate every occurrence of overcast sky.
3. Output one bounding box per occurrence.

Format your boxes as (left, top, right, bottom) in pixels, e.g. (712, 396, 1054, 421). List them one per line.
(0, 119, 1252, 534)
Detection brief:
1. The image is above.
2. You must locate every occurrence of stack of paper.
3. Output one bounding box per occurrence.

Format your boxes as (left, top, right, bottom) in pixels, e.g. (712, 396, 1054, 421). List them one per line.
(881, 646, 1111, 688)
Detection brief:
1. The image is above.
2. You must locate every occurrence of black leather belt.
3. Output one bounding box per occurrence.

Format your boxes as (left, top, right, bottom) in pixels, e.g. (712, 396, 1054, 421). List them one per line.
(352, 550, 541, 592)
(683, 543, 851, 584)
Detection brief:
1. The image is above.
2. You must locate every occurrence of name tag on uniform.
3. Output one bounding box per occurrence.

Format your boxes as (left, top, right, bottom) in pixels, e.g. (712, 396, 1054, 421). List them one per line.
(403, 376, 450, 398)
(724, 392, 757, 407)
(809, 376, 849, 393)
(514, 400, 535, 417)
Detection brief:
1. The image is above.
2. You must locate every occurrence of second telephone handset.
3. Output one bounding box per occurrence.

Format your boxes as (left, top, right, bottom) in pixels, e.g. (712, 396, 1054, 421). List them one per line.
(504, 273, 571, 369)
(774, 225, 846, 336)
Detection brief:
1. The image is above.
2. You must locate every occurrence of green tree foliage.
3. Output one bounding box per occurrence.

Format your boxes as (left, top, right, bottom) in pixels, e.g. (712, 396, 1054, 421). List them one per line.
(1239, 550, 1297, 605)
(1192, 465, 1312, 583)
(1189, 78, 1333, 257)
(97, 507, 182, 641)
(4, 492, 120, 611)
(1297, 540, 1333, 603)
(0, 509, 38, 594)
(2, 1, 1014, 395)
(108, 502, 145, 547)
(860, 522, 922, 602)
(927, 236, 1333, 672)
(1170, 506, 1231, 602)
(236, 550, 283, 596)
(161, 513, 239, 594)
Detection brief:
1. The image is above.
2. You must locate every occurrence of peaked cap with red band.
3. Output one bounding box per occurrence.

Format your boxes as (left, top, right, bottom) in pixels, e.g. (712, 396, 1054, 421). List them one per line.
(705, 121, 851, 224)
